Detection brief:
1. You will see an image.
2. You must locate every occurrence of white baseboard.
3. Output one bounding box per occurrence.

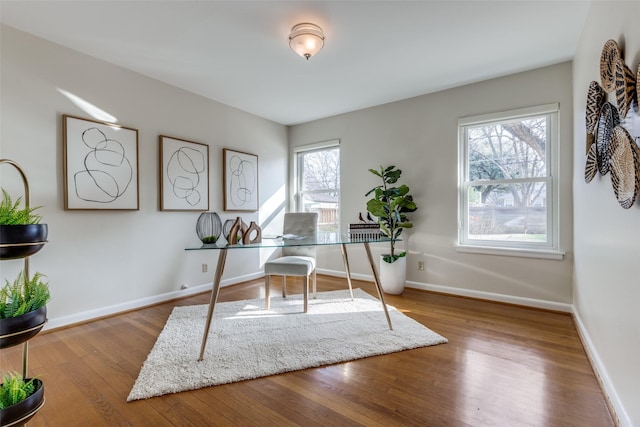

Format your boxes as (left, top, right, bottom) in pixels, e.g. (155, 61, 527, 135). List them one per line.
(572, 309, 631, 427)
(407, 281, 573, 312)
(317, 268, 573, 312)
(44, 271, 264, 331)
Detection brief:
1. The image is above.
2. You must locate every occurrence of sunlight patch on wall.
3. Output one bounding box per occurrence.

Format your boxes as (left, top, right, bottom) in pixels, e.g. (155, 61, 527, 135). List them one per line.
(57, 88, 117, 123)
(259, 185, 286, 237)
(259, 185, 286, 266)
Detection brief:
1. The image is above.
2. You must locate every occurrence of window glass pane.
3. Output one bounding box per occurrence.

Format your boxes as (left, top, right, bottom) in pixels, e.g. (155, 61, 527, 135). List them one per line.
(468, 117, 547, 180)
(300, 192, 339, 233)
(297, 145, 340, 233)
(468, 183, 547, 242)
(459, 104, 558, 253)
(301, 148, 340, 191)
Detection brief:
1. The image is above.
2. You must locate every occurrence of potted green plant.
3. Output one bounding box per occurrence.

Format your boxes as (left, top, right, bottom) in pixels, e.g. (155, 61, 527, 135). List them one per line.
(0, 271, 50, 348)
(0, 188, 48, 260)
(0, 189, 42, 225)
(0, 371, 45, 425)
(365, 165, 417, 294)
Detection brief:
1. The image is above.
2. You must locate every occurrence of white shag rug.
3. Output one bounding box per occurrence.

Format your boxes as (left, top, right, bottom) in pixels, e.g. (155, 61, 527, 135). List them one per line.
(127, 288, 447, 401)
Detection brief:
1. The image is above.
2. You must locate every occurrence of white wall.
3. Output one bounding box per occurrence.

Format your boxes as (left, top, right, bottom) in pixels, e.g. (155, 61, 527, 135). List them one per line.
(0, 25, 288, 326)
(289, 62, 574, 309)
(572, 2, 640, 426)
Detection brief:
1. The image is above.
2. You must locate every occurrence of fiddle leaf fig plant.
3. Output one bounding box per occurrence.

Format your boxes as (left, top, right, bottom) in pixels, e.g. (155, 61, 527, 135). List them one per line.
(365, 165, 417, 263)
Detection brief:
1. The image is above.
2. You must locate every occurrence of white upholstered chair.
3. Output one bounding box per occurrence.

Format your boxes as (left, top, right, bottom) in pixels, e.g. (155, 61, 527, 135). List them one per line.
(264, 212, 318, 312)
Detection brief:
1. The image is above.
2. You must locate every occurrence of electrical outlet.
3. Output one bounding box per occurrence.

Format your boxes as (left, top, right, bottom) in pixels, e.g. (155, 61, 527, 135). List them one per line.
(202, 263, 208, 273)
(418, 261, 424, 271)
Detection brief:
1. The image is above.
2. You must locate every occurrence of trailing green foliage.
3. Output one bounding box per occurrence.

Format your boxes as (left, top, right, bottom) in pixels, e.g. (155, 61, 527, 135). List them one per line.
(0, 372, 37, 409)
(0, 271, 50, 319)
(0, 188, 42, 225)
(365, 165, 417, 263)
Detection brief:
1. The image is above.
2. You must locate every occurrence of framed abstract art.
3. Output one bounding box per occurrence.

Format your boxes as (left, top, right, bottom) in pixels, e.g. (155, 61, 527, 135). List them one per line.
(159, 135, 209, 211)
(223, 148, 258, 211)
(63, 115, 139, 210)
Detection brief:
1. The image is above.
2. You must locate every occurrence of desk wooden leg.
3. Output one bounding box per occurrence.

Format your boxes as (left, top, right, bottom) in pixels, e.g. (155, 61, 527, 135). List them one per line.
(198, 248, 228, 361)
(363, 242, 393, 330)
(340, 243, 355, 300)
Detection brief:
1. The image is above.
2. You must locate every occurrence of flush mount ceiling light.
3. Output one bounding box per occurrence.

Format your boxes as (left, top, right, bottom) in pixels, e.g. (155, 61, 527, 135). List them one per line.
(289, 23, 325, 60)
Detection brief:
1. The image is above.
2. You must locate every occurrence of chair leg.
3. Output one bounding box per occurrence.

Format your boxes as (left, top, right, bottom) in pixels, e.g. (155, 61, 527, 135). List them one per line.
(312, 269, 317, 299)
(303, 276, 308, 313)
(282, 276, 287, 298)
(265, 275, 271, 310)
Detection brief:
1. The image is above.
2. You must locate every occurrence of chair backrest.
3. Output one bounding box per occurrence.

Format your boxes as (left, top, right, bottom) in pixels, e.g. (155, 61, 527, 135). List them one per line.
(282, 212, 318, 258)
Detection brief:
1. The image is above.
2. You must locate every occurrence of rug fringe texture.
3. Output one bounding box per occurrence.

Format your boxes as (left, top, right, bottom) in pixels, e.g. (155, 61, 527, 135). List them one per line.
(127, 288, 447, 401)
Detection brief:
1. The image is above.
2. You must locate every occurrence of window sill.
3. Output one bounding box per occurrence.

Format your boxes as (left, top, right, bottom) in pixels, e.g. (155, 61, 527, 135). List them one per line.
(455, 244, 565, 260)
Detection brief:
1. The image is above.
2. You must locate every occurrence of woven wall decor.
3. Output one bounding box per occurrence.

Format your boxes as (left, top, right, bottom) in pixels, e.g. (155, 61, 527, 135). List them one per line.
(637, 63, 640, 108)
(585, 143, 599, 183)
(587, 38, 640, 210)
(600, 39, 621, 93)
(596, 102, 621, 175)
(614, 58, 637, 118)
(609, 125, 640, 209)
(585, 81, 606, 154)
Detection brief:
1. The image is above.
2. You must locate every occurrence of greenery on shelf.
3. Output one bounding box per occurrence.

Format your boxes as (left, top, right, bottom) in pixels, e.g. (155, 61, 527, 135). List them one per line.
(0, 271, 50, 319)
(0, 372, 38, 409)
(0, 188, 42, 225)
(365, 165, 417, 263)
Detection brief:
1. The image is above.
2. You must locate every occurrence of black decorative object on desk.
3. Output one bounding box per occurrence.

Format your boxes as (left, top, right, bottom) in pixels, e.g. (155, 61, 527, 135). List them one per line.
(196, 212, 222, 244)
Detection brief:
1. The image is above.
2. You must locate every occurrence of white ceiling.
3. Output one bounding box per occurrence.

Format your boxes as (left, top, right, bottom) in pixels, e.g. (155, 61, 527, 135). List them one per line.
(0, 1, 591, 126)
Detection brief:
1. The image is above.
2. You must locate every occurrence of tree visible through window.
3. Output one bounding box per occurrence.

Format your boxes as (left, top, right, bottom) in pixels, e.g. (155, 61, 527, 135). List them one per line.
(459, 104, 558, 251)
(295, 142, 340, 232)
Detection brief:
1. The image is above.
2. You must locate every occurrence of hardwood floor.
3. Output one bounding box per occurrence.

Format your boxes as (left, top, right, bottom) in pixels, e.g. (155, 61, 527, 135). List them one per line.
(3, 276, 614, 426)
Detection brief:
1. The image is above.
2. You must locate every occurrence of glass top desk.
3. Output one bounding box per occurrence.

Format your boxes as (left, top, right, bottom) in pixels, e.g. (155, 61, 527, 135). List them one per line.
(186, 233, 394, 361)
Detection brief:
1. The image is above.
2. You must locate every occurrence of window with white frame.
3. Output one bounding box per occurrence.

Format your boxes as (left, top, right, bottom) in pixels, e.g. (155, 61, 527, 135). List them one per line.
(458, 104, 560, 257)
(294, 140, 340, 232)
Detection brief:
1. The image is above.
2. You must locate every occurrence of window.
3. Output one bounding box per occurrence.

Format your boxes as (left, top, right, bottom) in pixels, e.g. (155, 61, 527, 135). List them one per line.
(294, 140, 340, 232)
(458, 104, 562, 259)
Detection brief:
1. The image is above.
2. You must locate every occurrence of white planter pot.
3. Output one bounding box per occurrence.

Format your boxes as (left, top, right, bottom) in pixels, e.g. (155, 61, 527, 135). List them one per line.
(378, 255, 406, 295)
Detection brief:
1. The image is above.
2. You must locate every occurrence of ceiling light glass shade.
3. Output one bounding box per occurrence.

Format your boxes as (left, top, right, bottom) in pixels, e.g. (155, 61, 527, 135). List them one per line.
(289, 23, 324, 60)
